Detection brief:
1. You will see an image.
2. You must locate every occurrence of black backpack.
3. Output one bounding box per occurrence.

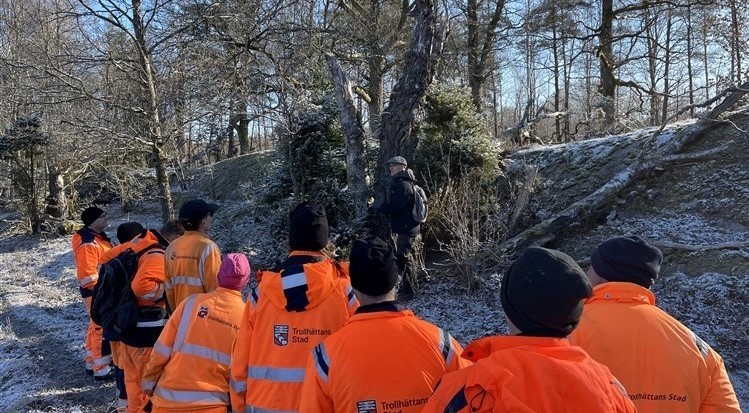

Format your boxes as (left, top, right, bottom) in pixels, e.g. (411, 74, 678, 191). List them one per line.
(91, 245, 162, 335)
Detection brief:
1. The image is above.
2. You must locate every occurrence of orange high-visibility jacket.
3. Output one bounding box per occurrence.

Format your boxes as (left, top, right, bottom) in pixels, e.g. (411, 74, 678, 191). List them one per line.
(299, 302, 472, 413)
(164, 231, 221, 310)
(569, 282, 741, 413)
(422, 335, 637, 413)
(230, 251, 359, 413)
(72, 227, 113, 294)
(124, 229, 172, 348)
(142, 287, 244, 411)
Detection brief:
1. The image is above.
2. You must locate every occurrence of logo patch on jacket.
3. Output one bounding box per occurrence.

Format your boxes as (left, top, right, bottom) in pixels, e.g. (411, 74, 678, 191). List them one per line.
(356, 400, 377, 413)
(273, 324, 289, 346)
(170, 251, 176, 260)
(197, 306, 209, 318)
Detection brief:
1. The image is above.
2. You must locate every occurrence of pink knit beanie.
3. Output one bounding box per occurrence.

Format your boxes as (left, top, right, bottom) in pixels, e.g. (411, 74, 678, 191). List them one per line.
(217, 253, 251, 291)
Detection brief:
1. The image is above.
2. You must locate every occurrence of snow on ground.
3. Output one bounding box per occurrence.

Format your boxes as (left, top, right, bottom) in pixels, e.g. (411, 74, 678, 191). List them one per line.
(0, 203, 745, 411)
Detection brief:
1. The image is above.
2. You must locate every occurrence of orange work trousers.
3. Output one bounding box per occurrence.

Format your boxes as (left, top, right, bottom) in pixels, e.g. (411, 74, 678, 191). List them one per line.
(120, 345, 153, 413)
(84, 296, 110, 374)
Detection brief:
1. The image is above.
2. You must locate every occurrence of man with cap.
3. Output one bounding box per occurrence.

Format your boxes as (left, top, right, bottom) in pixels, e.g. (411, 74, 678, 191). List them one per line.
(299, 236, 471, 413)
(378, 155, 420, 299)
(72, 206, 114, 379)
(423, 246, 637, 413)
(142, 253, 249, 413)
(164, 199, 222, 310)
(231, 201, 359, 413)
(569, 236, 741, 413)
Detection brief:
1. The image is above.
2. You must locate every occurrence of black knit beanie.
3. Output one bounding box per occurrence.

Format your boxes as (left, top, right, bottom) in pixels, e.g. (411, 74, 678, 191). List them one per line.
(81, 207, 105, 227)
(288, 202, 329, 251)
(349, 236, 399, 296)
(116, 222, 145, 244)
(590, 235, 663, 288)
(501, 247, 592, 338)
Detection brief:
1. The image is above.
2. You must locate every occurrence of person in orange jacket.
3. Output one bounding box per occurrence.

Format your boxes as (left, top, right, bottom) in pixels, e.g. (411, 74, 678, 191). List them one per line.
(142, 253, 250, 413)
(113, 220, 184, 413)
(568, 236, 741, 413)
(72, 206, 113, 380)
(230, 202, 359, 413)
(299, 236, 472, 413)
(423, 247, 637, 413)
(165, 199, 222, 310)
(102, 221, 146, 412)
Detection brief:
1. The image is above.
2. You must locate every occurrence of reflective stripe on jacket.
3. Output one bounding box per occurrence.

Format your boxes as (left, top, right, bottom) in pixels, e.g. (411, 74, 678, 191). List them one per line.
(122, 229, 170, 348)
(422, 335, 637, 413)
(230, 252, 358, 413)
(299, 302, 472, 412)
(142, 287, 244, 411)
(164, 231, 221, 310)
(72, 227, 112, 292)
(568, 282, 741, 413)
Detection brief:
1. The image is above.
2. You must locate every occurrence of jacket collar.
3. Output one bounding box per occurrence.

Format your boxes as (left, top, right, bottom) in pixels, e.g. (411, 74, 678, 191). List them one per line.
(586, 282, 655, 305)
(78, 226, 110, 242)
(355, 301, 406, 314)
(462, 335, 571, 363)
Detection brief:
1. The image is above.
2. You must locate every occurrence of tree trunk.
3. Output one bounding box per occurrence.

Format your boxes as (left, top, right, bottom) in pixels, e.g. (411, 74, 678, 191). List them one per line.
(45, 163, 66, 219)
(686, 4, 695, 117)
(327, 55, 369, 220)
(373, 0, 442, 233)
(646, 8, 658, 126)
(467, 0, 481, 111)
(238, 101, 250, 154)
(132, 0, 172, 222)
(467, 0, 506, 112)
(598, 0, 616, 130)
(661, 10, 672, 124)
(552, 22, 561, 141)
(728, 0, 741, 83)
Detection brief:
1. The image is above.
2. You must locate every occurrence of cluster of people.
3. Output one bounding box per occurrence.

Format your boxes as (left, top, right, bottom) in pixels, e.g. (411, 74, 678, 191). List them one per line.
(70, 160, 741, 413)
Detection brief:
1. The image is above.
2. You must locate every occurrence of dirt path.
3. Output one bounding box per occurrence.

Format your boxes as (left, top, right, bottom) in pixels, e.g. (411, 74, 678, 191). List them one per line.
(0, 235, 113, 413)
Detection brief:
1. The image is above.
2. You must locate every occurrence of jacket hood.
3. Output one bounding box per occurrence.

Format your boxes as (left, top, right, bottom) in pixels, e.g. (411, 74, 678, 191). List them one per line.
(130, 229, 168, 254)
(258, 252, 348, 311)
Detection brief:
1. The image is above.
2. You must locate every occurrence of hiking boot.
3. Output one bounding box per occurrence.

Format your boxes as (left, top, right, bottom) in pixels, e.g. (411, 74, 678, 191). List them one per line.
(94, 365, 115, 382)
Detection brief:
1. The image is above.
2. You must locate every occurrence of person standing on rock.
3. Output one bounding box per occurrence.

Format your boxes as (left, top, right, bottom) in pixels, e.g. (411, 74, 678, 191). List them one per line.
(72, 206, 114, 380)
(378, 156, 420, 299)
(569, 236, 741, 413)
(164, 199, 222, 310)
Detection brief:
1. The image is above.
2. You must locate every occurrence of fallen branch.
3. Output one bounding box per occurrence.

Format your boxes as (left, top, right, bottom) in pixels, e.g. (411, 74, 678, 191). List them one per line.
(497, 82, 749, 255)
(651, 241, 749, 251)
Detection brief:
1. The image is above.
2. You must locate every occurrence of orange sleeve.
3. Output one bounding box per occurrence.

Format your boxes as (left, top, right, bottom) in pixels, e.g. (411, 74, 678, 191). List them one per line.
(200, 242, 221, 293)
(699, 348, 741, 413)
(99, 242, 130, 265)
(142, 301, 182, 392)
(230, 299, 256, 412)
(75, 243, 101, 289)
(132, 250, 166, 305)
(299, 347, 334, 413)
